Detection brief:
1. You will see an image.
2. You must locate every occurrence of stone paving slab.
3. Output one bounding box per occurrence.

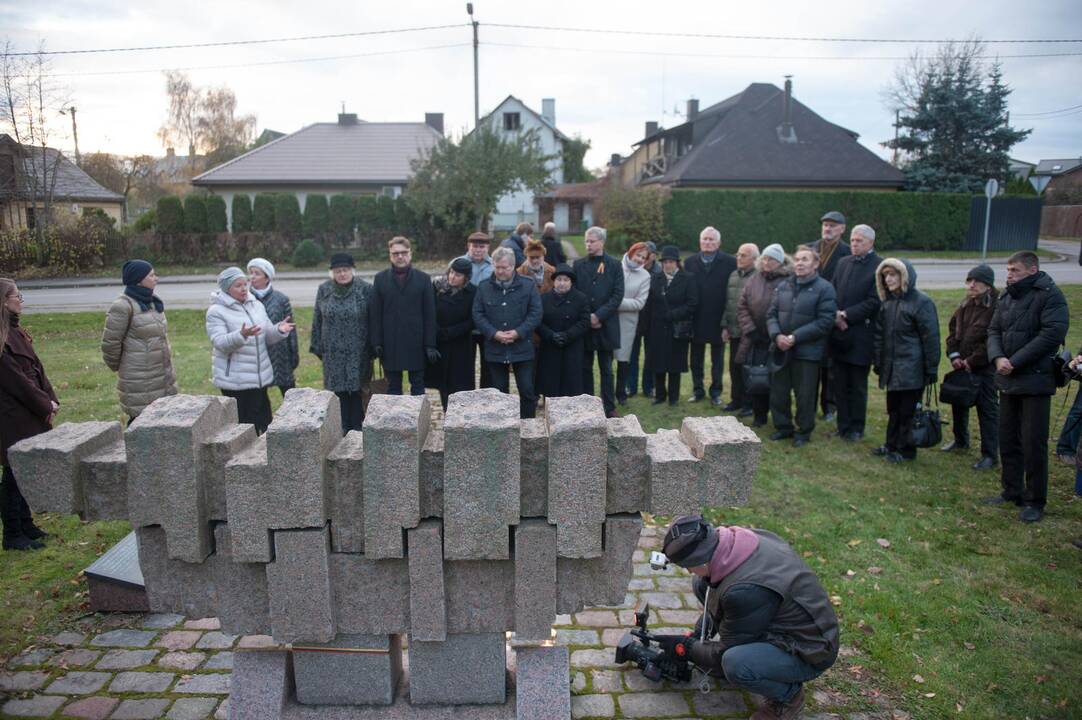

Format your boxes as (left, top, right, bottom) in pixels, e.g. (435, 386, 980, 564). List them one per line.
(111, 698, 172, 719)
(1, 694, 67, 717)
(157, 651, 205, 671)
(173, 672, 231, 694)
(0, 669, 50, 691)
(90, 629, 155, 648)
(108, 670, 176, 693)
(44, 670, 111, 694)
(61, 695, 120, 719)
(95, 649, 159, 670)
(166, 696, 220, 719)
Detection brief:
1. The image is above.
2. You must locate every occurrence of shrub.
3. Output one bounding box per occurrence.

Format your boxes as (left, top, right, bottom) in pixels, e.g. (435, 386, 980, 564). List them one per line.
(183, 195, 208, 233)
(253, 193, 277, 231)
(156, 196, 185, 234)
(291, 238, 324, 267)
(599, 185, 671, 249)
(303, 194, 330, 237)
(328, 194, 356, 243)
(44, 216, 108, 272)
(275, 194, 303, 239)
(132, 209, 156, 233)
(205, 195, 228, 233)
(129, 242, 157, 265)
(231, 194, 253, 232)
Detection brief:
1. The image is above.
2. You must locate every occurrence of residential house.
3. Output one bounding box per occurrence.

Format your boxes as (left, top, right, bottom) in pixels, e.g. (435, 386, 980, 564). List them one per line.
(0, 134, 124, 231)
(476, 96, 568, 231)
(1034, 157, 1082, 193)
(191, 113, 444, 231)
(616, 80, 905, 191)
(537, 179, 605, 234)
(155, 148, 207, 197)
(1009, 158, 1036, 183)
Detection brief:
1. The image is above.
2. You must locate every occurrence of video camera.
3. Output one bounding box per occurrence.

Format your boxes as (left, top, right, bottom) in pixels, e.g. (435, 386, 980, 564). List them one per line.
(613, 604, 693, 684)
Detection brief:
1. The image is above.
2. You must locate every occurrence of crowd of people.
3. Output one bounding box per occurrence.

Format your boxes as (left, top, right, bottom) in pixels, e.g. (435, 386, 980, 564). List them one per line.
(1, 212, 1080, 552)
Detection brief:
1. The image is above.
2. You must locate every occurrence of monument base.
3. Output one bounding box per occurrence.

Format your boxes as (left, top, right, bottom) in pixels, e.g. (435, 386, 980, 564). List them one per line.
(85, 531, 149, 612)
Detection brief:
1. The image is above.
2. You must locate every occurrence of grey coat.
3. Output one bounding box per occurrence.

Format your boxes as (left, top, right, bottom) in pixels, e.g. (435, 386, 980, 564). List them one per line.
(254, 287, 298, 389)
(310, 280, 372, 393)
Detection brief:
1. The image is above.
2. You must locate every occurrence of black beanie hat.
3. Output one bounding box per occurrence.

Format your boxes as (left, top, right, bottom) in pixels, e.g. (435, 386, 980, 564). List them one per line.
(122, 259, 152, 286)
(662, 515, 719, 568)
(329, 253, 355, 269)
(966, 264, 994, 287)
(450, 257, 473, 279)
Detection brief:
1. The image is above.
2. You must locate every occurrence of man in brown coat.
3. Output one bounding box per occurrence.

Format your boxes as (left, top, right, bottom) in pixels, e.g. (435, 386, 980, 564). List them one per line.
(943, 264, 999, 470)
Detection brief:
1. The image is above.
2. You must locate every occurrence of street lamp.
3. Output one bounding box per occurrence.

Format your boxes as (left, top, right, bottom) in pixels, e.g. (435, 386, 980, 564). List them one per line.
(59, 106, 80, 167)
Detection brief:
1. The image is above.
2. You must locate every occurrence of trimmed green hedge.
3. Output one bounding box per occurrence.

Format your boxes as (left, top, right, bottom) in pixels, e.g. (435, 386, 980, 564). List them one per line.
(183, 195, 207, 233)
(274, 194, 303, 239)
(205, 195, 227, 233)
(231, 194, 253, 233)
(303, 194, 329, 237)
(663, 190, 973, 252)
(253, 193, 277, 232)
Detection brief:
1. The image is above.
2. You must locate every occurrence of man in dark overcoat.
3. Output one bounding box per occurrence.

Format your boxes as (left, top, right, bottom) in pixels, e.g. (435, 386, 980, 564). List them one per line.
(684, 226, 736, 405)
(369, 236, 437, 396)
(573, 226, 624, 418)
(809, 210, 851, 422)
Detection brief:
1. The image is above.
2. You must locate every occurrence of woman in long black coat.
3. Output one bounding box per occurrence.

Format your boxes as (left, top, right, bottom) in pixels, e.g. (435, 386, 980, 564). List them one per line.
(536, 264, 591, 398)
(427, 258, 477, 409)
(0, 278, 56, 551)
(645, 246, 700, 406)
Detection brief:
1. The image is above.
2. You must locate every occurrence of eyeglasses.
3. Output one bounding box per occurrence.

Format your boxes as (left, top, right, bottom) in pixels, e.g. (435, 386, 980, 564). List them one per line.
(8, 292, 23, 301)
(390, 250, 410, 257)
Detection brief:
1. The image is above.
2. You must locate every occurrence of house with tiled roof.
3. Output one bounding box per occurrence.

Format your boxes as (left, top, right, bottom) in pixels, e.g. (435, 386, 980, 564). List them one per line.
(615, 80, 904, 191)
(0, 134, 124, 231)
(191, 113, 444, 230)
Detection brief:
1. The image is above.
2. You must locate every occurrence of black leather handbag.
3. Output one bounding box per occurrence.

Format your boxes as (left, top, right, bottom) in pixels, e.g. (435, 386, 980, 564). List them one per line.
(672, 320, 694, 340)
(743, 363, 771, 395)
(910, 384, 943, 449)
(939, 369, 980, 408)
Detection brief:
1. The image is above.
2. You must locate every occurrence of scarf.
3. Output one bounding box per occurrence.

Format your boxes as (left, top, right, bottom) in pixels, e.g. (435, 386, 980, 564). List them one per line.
(664, 269, 677, 285)
(525, 263, 546, 287)
(707, 527, 761, 584)
(624, 255, 642, 271)
(394, 266, 410, 288)
(818, 237, 840, 270)
(333, 279, 354, 298)
(495, 275, 515, 290)
(124, 284, 164, 313)
(252, 283, 272, 300)
(434, 275, 464, 296)
(701, 251, 717, 265)
(1006, 271, 1039, 300)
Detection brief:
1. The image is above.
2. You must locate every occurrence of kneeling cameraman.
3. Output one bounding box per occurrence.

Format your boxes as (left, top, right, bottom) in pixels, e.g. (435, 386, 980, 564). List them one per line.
(662, 515, 839, 720)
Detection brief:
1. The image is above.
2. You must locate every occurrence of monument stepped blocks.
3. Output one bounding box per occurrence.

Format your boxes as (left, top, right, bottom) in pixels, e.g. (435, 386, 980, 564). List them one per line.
(420, 428, 444, 519)
(546, 395, 607, 559)
(645, 428, 701, 516)
(230, 649, 293, 720)
(443, 389, 520, 560)
(516, 646, 571, 720)
(556, 514, 643, 615)
(211, 524, 270, 635)
(267, 527, 336, 644)
(519, 418, 549, 518)
(8, 420, 121, 516)
(223, 434, 271, 563)
(444, 558, 516, 634)
(408, 520, 446, 642)
(363, 394, 430, 559)
(408, 633, 507, 705)
(292, 634, 402, 706)
(680, 415, 760, 507)
(330, 554, 411, 635)
(326, 431, 364, 553)
(81, 440, 128, 521)
(605, 415, 648, 514)
(514, 520, 557, 643)
(202, 423, 257, 521)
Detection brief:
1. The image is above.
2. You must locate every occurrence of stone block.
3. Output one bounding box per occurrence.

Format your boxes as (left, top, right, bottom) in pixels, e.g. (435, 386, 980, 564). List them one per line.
(408, 632, 506, 705)
(211, 524, 270, 636)
(224, 435, 271, 563)
(444, 559, 515, 634)
(127, 395, 231, 562)
(326, 431, 364, 553)
(519, 419, 548, 517)
(267, 527, 334, 643)
(330, 554, 410, 635)
(203, 424, 256, 521)
(292, 634, 402, 706)
(605, 415, 648, 514)
(556, 514, 643, 614)
(81, 440, 128, 521)
(362, 394, 430, 559)
(135, 526, 217, 619)
(7, 421, 120, 515)
(419, 428, 444, 519)
(644, 429, 700, 515)
(680, 415, 760, 507)
(546, 395, 607, 559)
(443, 389, 520, 560)
(229, 650, 292, 720)
(407, 520, 445, 641)
(265, 388, 340, 527)
(516, 646, 571, 720)
(514, 520, 556, 643)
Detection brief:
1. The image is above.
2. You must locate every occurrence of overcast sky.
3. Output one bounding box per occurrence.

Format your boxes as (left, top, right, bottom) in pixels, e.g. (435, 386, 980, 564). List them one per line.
(3, 0, 1080, 171)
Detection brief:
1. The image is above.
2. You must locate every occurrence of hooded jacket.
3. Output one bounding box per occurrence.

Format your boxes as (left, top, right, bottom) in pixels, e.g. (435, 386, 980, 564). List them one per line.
(873, 258, 941, 391)
(735, 255, 793, 364)
(205, 291, 289, 391)
(986, 270, 1069, 396)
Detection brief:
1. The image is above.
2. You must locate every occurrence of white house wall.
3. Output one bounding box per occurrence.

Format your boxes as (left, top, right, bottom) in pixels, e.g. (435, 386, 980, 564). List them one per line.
(485, 97, 564, 231)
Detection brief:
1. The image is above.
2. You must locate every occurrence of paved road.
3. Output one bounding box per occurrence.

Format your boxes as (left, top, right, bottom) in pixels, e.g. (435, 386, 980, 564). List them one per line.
(19, 240, 1082, 314)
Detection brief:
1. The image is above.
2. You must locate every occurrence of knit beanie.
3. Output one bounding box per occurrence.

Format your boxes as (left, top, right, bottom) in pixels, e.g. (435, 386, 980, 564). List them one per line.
(247, 257, 275, 281)
(762, 244, 785, 264)
(122, 259, 152, 286)
(217, 266, 246, 294)
(966, 264, 995, 287)
(450, 257, 473, 279)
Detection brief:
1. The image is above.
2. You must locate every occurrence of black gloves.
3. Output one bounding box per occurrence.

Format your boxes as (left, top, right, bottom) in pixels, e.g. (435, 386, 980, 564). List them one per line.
(552, 332, 567, 347)
(426, 347, 441, 364)
(926, 374, 936, 386)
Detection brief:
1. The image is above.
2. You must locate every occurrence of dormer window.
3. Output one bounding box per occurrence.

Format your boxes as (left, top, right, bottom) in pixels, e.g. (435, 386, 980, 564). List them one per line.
(503, 112, 521, 131)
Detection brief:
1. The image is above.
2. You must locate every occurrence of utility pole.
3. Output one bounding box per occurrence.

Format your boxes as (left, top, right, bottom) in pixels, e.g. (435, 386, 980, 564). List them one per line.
(891, 109, 899, 167)
(468, 3, 479, 127)
(60, 106, 80, 166)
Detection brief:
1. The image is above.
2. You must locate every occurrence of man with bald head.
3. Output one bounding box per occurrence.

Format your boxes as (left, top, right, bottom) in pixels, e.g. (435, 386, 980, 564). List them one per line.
(722, 243, 760, 414)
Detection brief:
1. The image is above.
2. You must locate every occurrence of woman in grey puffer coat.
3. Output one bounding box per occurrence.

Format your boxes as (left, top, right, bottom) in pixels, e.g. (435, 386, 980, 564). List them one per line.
(872, 258, 940, 462)
(247, 258, 298, 396)
(311, 254, 372, 433)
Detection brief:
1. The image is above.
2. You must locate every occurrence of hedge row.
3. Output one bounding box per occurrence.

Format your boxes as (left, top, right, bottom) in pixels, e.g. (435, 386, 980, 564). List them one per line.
(663, 189, 973, 252)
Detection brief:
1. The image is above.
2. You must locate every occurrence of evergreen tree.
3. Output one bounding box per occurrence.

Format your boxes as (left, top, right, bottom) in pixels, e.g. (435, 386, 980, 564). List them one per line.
(303, 194, 330, 237)
(231, 194, 253, 233)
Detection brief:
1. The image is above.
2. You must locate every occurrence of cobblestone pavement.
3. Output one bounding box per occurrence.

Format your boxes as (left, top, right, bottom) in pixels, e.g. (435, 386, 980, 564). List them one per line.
(1, 525, 903, 719)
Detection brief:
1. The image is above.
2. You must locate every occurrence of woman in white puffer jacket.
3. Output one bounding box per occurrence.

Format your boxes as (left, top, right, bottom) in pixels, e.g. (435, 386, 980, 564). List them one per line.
(205, 266, 295, 434)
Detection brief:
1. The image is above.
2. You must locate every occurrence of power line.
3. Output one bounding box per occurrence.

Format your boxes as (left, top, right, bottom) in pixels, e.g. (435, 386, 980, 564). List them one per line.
(485, 22, 1082, 44)
(1013, 102, 1082, 117)
(9, 24, 466, 56)
(1019, 107, 1082, 120)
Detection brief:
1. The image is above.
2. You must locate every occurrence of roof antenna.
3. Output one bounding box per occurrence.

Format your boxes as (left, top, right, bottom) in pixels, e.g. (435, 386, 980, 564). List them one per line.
(340, 101, 345, 114)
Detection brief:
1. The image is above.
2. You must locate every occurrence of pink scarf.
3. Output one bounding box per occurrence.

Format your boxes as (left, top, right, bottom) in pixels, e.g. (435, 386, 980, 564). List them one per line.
(708, 527, 760, 584)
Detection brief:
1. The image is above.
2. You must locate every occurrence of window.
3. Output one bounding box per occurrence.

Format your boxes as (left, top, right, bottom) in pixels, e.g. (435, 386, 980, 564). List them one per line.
(503, 112, 521, 131)
(381, 186, 401, 199)
(25, 205, 36, 229)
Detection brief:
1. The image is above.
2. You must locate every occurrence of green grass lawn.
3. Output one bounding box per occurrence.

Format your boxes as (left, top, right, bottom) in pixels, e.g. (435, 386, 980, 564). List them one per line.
(2, 287, 1081, 718)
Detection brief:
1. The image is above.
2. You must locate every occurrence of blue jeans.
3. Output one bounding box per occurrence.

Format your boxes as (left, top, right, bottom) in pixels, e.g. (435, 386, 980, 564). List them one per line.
(1055, 385, 1082, 456)
(721, 642, 824, 702)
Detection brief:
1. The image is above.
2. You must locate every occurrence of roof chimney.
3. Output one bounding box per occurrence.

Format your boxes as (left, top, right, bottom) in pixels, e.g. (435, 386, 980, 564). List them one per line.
(338, 113, 358, 126)
(645, 121, 659, 138)
(425, 112, 444, 135)
(541, 98, 556, 126)
(686, 98, 699, 121)
(610, 153, 623, 166)
(777, 76, 797, 144)
(166, 147, 175, 159)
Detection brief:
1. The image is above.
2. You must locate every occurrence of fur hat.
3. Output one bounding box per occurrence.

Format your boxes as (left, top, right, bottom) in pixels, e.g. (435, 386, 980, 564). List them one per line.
(525, 238, 547, 258)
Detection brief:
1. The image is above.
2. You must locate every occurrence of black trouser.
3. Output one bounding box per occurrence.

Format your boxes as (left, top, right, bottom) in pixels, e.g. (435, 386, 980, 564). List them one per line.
(1, 465, 33, 540)
(654, 372, 682, 405)
(819, 364, 836, 415)
(387, 370, 426, 396)
(728, 338, 747, 408)
(690, 341, 723, 400)
(336, 390, 365, 434)
(770, 359, 820, 439)
(832, 360, 871, 436)
(489, 360, 537, 419)
(583, 344, 615, 414)
(616, 361, 631, 402)
(999, 393, 1051, 508)
(627, 331, 653, 396)
(222, 387, 273, 435)
(951, 370, 999, 458)
(277, 384, 294, 398)
(751, 393, 770, 424)
(885, 388, 922, 459)
(473, 334, 491, 389)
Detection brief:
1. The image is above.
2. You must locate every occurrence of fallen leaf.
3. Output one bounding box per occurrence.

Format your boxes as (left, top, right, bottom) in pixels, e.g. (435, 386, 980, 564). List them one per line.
(803, 550, 813, 557)
(877, 538, 891, 548)
(924, 693, 936, 698)
(913, 674, 925, 684)
(932, 578, 942, 585)
(868, 566, 883, 575)
(963, 642, 975, 650)
(1036, 675, 1049, 684)
(830, 595, 842, 606)
(847, 539, 862, 547)
(956, 703, 964, 713)
(846, 569, 856, 577)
